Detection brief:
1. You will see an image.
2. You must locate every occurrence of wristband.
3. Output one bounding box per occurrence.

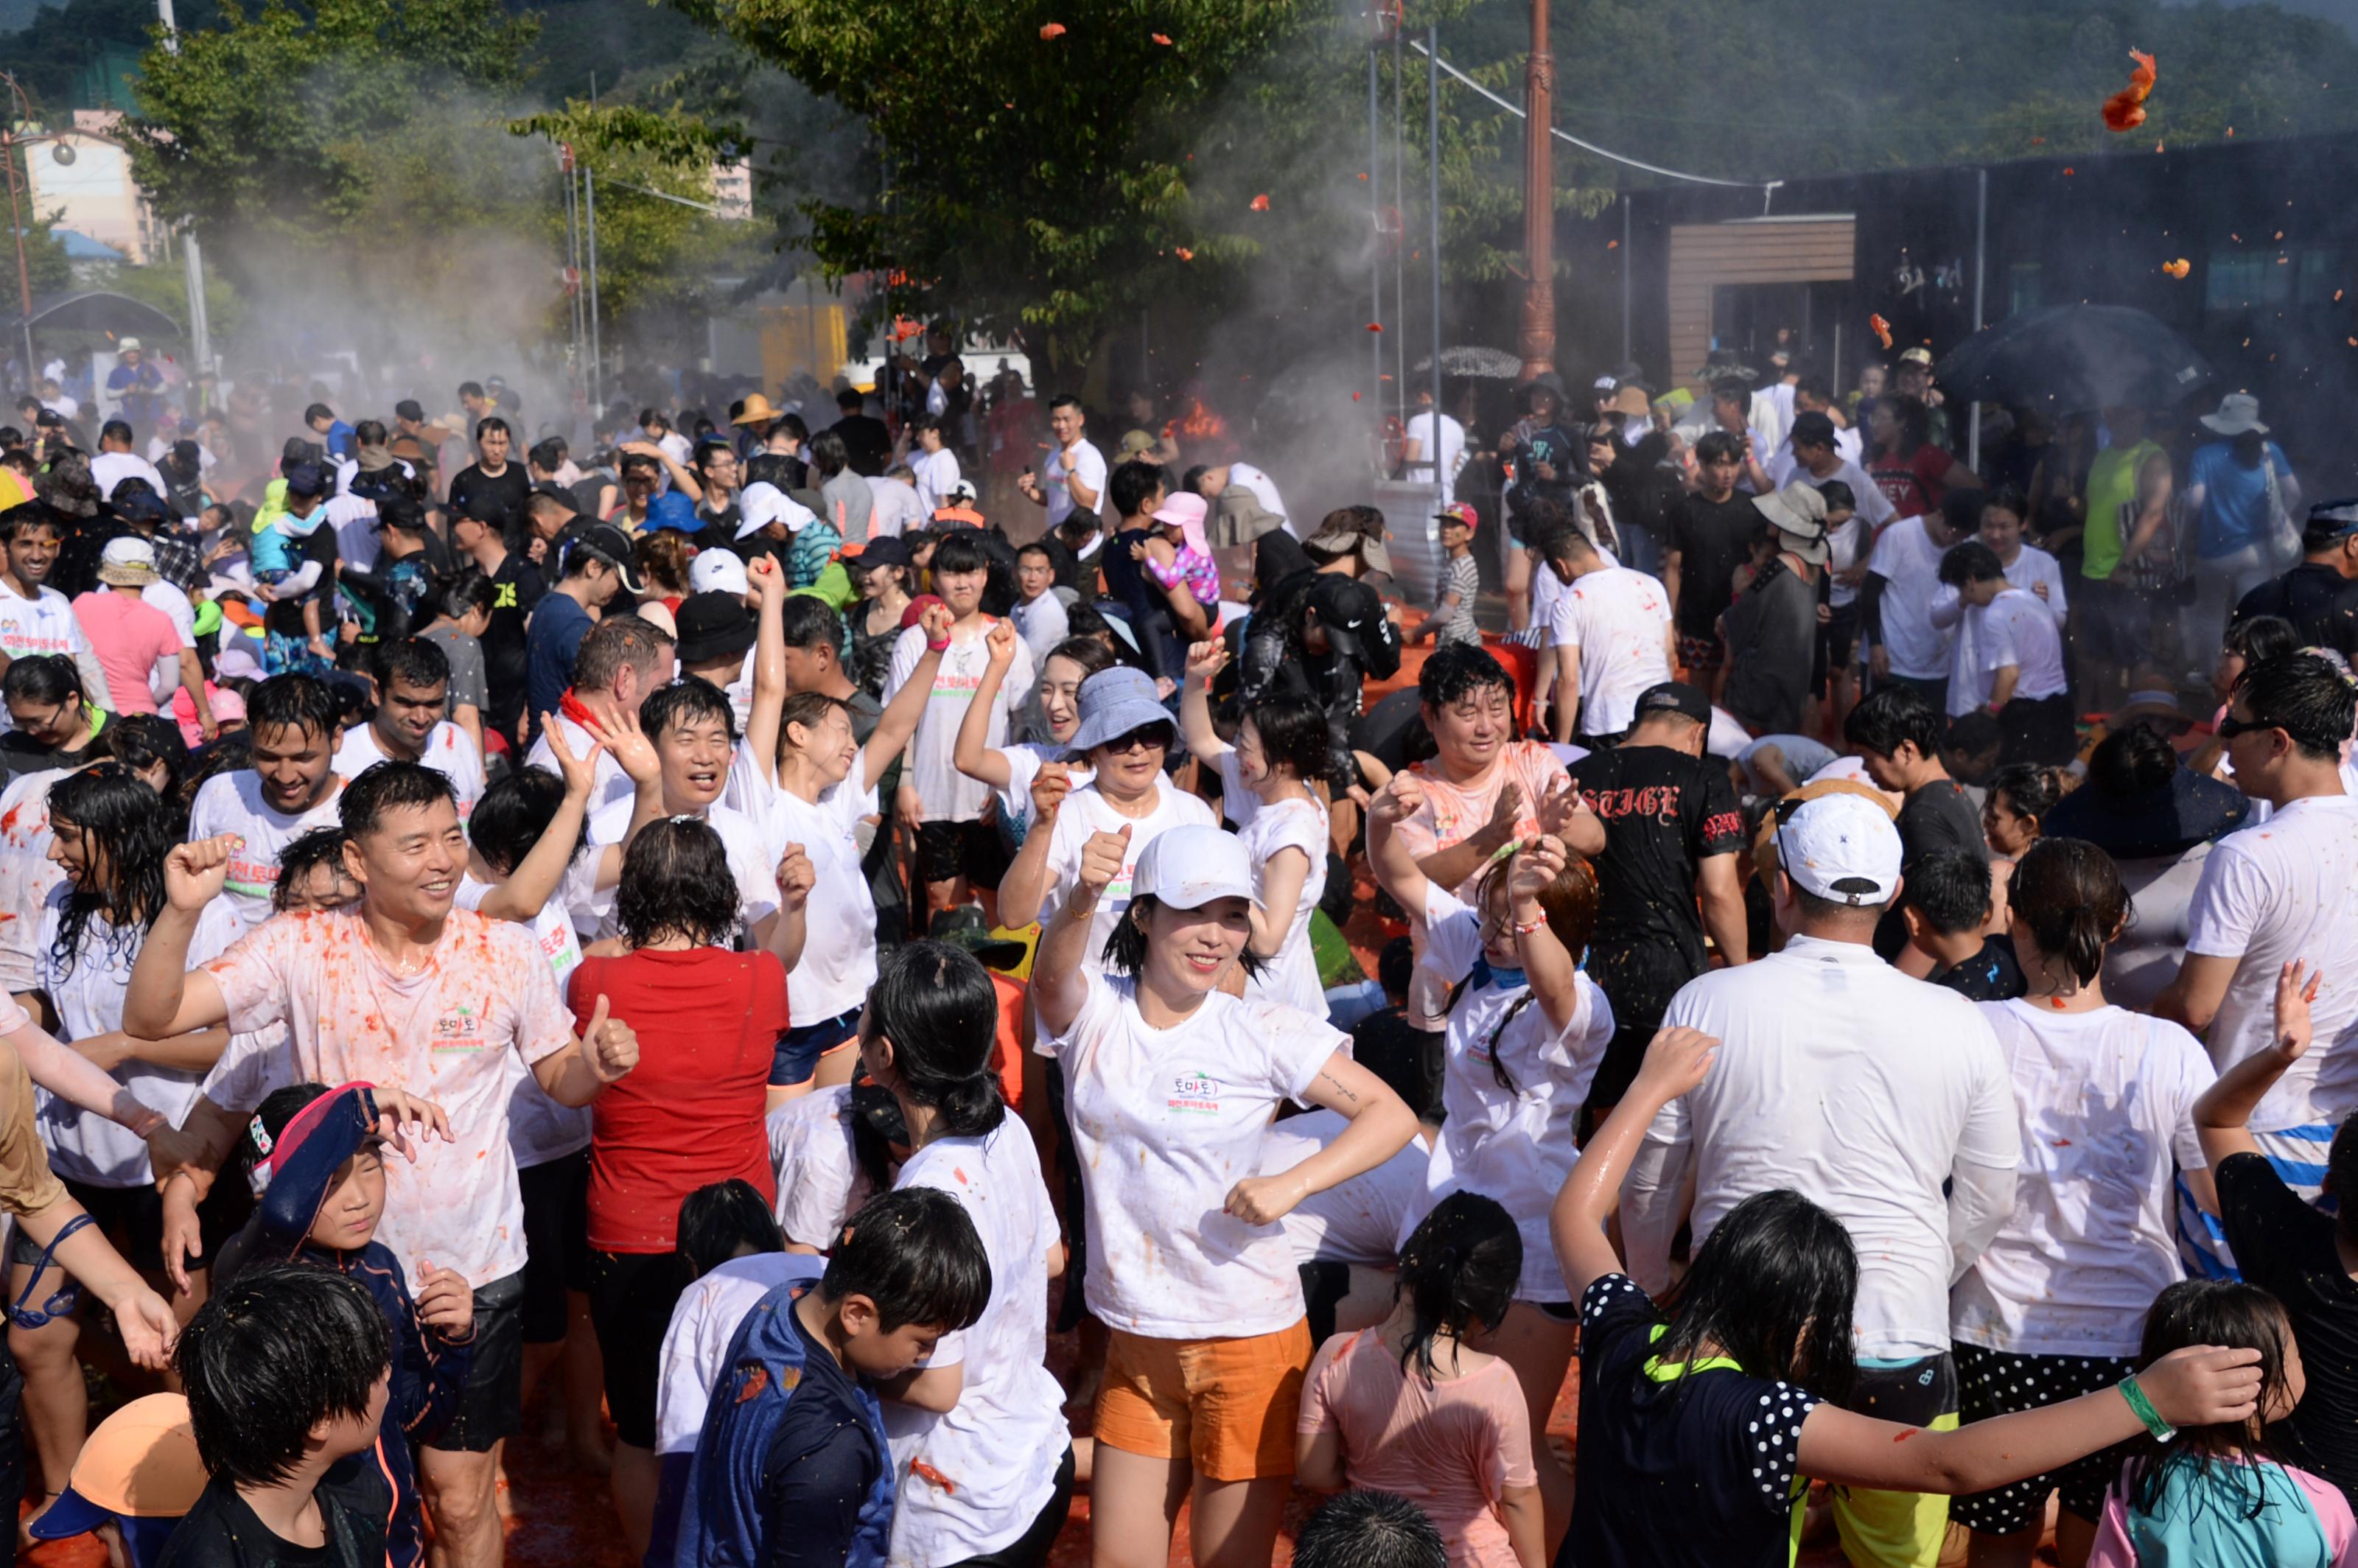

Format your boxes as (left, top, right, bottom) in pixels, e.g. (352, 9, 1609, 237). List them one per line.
(1512, 914, 1548, 936)
(2119, 1374, 2176, 1442)
(926, 635, 952, 653)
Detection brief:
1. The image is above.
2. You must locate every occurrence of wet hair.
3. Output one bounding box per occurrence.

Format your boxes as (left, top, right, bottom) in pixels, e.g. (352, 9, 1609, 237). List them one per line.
(1814, 478, 1856, 514)
(777, 691, 849, 757)
(1240, 693, 1332, 787)
(676, 1179, 784, 1281)
(339, 760, 457, 840)
(1108, 459, 1166, 519)
(640, 674, 737, 745)
(816, 1186, 992, 1334)
(433, 569, 497, 625)
(1418, 642, 1514, 710)
(270, 827, 351, 912)
(467, 766, 587, 879)
(556, 521, 624, 583)
(1985, 763, 2063, 830)
(475, 415, 511, 441)
(1937, 539, 2005, 586)
(1391, 1192, 1520, 1380)
(176, 1262, 391, 1488)
(574, 614, 676, 692)
(2129, 1280, 2298, 1519)
(930, 531, 988, 577)
(368, 635, 449, 694)
(247, 673, 340, 745)
(1651, 1189, 1858, 1404)
(2233, 650, 2357, 761)
(2007, 836, 2128, 982)
(0, 500, 56, 541)
(1015, 541, 1054, 567)
(2088, 722, 2180, 802)
(2, 652, 83, 712)
(1103, 893, 1270, 980)
(615, 816, 740, 948)
(2222, 612, 2298, 667)
(861, 940, 1007, 1138)
(106, 713, 188, 797)
(528, 438, 567, 475)
(1845, 683, 1944, 760)
(48, 763, 187, 970)
(1693, 429, 1745, 467)
(777, 595, 845, 654)
(1900, 849, 1991, 938)
(1292, 1491, 1446, 1568)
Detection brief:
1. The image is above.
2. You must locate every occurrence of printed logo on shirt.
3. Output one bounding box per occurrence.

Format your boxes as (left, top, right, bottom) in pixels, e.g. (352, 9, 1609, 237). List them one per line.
(1167, 1072, 1222, 1116)
(221, 836, 280, 899)
(430, 1004, 490, 1051)
(1582, 783, 1685, 826)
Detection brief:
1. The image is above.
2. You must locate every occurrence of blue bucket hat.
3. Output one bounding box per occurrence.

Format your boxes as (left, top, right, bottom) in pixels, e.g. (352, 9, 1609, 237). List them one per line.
(1066, 665, 1175, 757)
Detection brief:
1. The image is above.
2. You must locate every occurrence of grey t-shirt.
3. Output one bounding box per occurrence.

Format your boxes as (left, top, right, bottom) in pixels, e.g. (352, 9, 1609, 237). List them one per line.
(419, 624, 489, 718)
(1720, 562, 1817, 735)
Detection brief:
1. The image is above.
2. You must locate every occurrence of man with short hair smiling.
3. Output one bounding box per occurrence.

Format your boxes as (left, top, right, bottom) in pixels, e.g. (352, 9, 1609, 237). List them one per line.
(127, 760, 646, 1568)
(189, 673, 349, 928)
(0, 502, 106, 700)
(335, 636, 486, 816)
(1017, 394, 1105, 530)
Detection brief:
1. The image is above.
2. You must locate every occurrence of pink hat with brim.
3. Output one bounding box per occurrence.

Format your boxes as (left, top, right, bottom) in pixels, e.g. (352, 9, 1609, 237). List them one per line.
(1151, 491, 1210, 558)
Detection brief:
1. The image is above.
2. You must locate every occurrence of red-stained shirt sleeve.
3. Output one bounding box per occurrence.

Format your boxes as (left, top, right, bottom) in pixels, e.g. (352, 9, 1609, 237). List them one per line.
(203, 915, 296, 1035)
(499, 920, 575, 1069)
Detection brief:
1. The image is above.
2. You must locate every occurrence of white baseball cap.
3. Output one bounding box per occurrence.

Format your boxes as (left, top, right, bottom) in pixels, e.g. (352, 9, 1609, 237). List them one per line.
(688, 549, 750, 597)
(1131, 825, 1253, 910)
(1775, 791, 1903, 907)
(736, 481, 816, 540)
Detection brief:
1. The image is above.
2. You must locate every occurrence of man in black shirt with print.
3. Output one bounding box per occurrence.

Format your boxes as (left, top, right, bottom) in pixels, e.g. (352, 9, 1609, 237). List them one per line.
(1568, 681, 1749, 1110)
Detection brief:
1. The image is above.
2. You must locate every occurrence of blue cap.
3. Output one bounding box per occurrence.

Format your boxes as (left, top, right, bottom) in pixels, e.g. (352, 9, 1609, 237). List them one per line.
(647, 490, 702, 535)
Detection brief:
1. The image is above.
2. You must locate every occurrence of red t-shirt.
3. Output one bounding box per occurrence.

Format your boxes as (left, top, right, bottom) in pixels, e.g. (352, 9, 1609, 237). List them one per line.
(1867, 444, 1956, 520)
(569, 946, 791, 1252)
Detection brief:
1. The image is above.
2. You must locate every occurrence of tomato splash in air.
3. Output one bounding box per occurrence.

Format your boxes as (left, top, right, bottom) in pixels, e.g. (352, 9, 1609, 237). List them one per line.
(2163, 259, 2191, 279)
(1869, 314, 1893, 351)
(1366, 322, 1383, 333)
(2102, 49, 2157, 131)
(1151, 32, 1171, 44)
(1038, 21, 1066, 38)
(1249, 193, 1270, 211)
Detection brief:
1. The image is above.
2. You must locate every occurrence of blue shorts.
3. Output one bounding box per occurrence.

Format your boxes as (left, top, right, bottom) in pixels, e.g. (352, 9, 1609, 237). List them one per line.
(772, 1005, 862, 1087)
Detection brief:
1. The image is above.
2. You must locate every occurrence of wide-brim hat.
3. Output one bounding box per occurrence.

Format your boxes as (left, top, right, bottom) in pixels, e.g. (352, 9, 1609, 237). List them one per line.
(733, 393, 780, 427)
(2200, 392, 2269, 437)
(1304, 525, 1390, 579)
(1067, 665, 1175, 755)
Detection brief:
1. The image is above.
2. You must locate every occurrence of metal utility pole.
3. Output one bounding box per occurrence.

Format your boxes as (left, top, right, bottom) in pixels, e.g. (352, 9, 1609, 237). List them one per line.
(1428, 24, 1443, 521)
(155, 0, 211, 403)
(1367, 42, 1382, 405)
(1516, 0, 1554, 382)
(584, 165, 603, 412)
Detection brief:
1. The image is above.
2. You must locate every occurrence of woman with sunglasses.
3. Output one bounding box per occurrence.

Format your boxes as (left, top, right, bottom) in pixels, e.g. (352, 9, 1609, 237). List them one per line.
(998, 664, 1214, 969)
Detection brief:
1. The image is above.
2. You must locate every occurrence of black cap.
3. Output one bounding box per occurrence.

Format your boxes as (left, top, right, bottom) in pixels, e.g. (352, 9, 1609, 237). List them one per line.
(854, 534, 913, 569)
(673, 590, 757, 665)
(394, 399, 424, 423)
(112, 488, 167, 525)
(460, 487, 511, 524)
(281, 462, 328, 500)
(563, 522, 647, 593)
(1632, 680, 1711, 727)
(1304, 574, 1380, 660)
(1790, 410, 1839, 451)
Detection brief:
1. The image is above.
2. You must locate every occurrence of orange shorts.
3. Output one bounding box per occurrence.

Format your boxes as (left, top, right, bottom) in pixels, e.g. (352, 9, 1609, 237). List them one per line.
(1094, 1320, 1312, 1481)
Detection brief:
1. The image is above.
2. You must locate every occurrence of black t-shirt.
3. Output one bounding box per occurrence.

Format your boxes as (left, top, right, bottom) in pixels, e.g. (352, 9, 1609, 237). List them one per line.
(2233, 561, 2358, 661)
(1929, 935, 2026, 1001)
(1566, 1273, 1820, 1568)
(478, 551, 545, 732)
(445, 463, 532, 531)
(829, 414, 892, 478)
(1879, 779, 1987, 958)
(1567, 745, 1746, 975)
(2216, 1152, 2358, 1508)
(158, 1477, 385, 1568)
(1670, 491, 1766, 638)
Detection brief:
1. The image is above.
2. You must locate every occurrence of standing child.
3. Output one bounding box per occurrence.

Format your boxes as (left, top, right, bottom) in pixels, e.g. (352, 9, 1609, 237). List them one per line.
(2088, 1281, 2355, 1567)
(1405, 504, 1483, 648)
(1180, 640, 1332, 1012)
(1900, 850, 2026, 1001)
(1295, 1191, 1544, 1568)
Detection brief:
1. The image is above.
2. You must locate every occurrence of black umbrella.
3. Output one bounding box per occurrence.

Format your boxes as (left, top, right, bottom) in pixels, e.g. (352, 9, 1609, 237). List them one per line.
(1933, 304, 2213, 414)
(1412, 346, 1522, 379)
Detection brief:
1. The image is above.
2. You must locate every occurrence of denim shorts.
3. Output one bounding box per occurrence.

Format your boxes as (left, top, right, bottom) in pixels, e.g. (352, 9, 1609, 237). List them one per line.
(772, 1004, 862, 1087)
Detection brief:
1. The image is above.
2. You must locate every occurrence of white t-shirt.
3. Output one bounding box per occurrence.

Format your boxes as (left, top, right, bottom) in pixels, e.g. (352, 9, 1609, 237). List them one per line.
(2105, 846, 2214, 1013)
(1547, 565, 1673, 738)
(187, 771, 349, 930)
(885, 1122, 1068, 1565)
(1867, 517, 1957, 680)
(1950, 1001, 2214, 1358)
(993, 743, 1092, 854)
(335, 721, 486, 818)
(323, 494, 380, 574)
(725, 744, 878, 1026)
(1765, 429, 1869, 489)
(885, 620, 1032, 825)
(0, 580, 92, 667)
(1259, 1109, 1430, 1267)
(584, 797, 780, 939)
(455, 872, 595, 1167)
(767, 1085, 875, 1247)
(1416, 886, 1614, 1303)
(1646, 935, 2021, 1359)
(1046, 967, 1344, 1337)
(2001, 544, 2071, 626)
(2186, 794, 2358, 1130)
(0, 769, 66, 993)
(1229, 461, 1289, 522)
(1951, 587, 2068, 714)
(909, 448, 962, 517)
(525, 714, 635, 819)
(32, 895, 242, 1186)
(1034, 779, 1217, 979)
(653, 1252, 825, 1455)
(1043, 438, 1108, 530)
(1238, 794, 1329, 1015)
(1400, 413, 1466, 505)
(89, 451, 167, 500)
(1010, 592, 1068, 668)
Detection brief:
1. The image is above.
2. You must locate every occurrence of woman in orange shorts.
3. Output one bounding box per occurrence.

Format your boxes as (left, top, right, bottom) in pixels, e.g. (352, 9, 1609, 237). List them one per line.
(1031, 822, 1418, 1568)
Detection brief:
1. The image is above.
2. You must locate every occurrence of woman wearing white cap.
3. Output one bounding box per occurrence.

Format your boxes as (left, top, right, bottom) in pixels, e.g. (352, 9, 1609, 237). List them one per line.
(1032, 822, 1417, 1568)
(998, 665, 1214, 967)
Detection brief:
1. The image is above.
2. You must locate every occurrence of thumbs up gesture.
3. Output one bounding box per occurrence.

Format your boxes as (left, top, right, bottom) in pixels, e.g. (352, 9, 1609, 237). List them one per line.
(1078, 822, 1133, 900)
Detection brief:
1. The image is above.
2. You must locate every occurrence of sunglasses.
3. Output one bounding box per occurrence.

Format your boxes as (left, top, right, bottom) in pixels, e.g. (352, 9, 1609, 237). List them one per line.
(1101, 727, 1170, 755)
(2214, 713, 2276, 741)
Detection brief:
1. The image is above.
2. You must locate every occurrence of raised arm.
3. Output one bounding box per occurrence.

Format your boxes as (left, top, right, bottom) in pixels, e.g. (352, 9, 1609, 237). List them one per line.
(1550, 1026, 1718, 1300)
(994, 764, 1074, 930)
(951, 616, 1023, 794)
(122, 836, 235, 1040)
(619, 441, 704, 504)
(1180, 639, 1231, 766)
(1365, 771, 1435, 914)
(1505, 834, 1584, 1032)
(864, 603, 951, 794)
(1031, 822, 1129, 1038)
(475, 715, 600, 923)
(2194, 959, 2317, 1171)
(582, 707, 668, 892)
(741, 556, 788, 788)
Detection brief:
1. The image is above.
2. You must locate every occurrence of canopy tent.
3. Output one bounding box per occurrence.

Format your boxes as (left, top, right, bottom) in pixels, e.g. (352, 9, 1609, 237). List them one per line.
(2, 290, 182, 339)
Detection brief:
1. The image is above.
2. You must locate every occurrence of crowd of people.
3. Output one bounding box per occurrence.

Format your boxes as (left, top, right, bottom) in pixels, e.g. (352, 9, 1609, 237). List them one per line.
(0, 329, 2353, 1568)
